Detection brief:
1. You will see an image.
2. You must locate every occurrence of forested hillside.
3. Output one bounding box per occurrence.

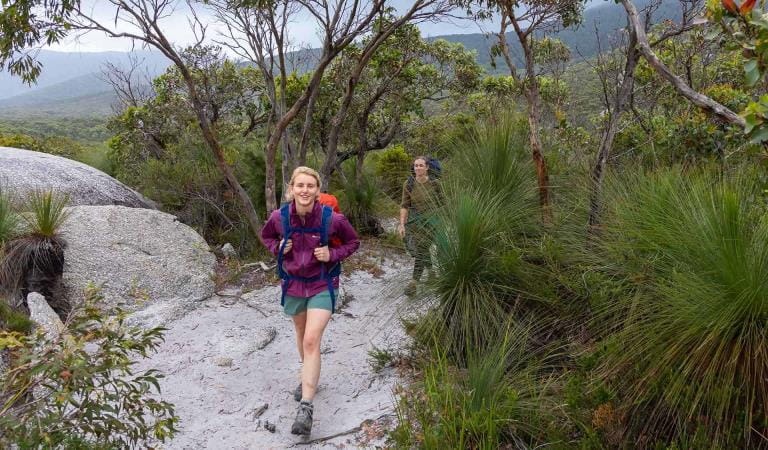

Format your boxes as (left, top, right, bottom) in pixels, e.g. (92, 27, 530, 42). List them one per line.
(0, 0, 675, 121)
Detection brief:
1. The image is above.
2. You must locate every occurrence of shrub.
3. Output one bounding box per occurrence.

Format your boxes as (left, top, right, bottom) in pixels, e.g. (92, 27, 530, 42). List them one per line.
(596, 168, 768, 447)
(0, 288, 179, 448)
(337, 161, 383, 236)
(0, 184, 18, 245)
(374, 144, 411, 200)
(392, 325, 559, 449)
(423, 115, 539, 356)
(0, 190, 70, 317)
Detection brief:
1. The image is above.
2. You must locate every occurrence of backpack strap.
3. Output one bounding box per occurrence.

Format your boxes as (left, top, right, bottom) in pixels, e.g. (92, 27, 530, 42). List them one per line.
(320, 204, 332, 246)
(320, 205, 340, 311)
(276, 203, 342, 313)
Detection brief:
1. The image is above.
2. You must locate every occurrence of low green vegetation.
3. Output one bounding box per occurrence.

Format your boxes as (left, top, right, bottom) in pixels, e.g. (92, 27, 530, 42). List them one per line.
(390, 115, 768, 447)
(0, 289, 179, 448)
(0, 186, 178, 449)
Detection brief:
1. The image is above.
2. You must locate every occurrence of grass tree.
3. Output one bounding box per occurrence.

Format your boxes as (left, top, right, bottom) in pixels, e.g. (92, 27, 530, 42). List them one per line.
(0, 190, 70, 318)
(597, 168, 768, 446)
(0, 185, 18, 246)
(417, 116, 539, 357)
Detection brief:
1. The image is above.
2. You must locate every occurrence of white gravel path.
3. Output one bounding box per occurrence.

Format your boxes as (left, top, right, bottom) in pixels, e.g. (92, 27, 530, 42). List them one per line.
(135, 254, 413, 449)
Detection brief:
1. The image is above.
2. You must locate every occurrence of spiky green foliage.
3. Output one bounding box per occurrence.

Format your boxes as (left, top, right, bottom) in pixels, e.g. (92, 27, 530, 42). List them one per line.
(597, 168, 768, 446)
(337, 162, 383, 236)
(392, 325, 559, 448)
(0, 300, 33, 334)
(0, 190, 69, 315)
(422, 116, 540, 355)
(21, 190, 70, 238)
(0, 184, 19, 245)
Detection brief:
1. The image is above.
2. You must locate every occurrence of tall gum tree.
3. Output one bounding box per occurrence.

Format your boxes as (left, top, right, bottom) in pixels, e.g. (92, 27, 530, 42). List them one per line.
(465, 0, 585, 220)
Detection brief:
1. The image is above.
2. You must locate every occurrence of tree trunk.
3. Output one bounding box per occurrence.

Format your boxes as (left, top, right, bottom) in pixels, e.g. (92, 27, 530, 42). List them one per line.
(525, 85, 550, 215)
(177, 66, 263, 235)
(515, 29, 551, 218)
(280, 128, 292, 202)
(588, 25, 640, 229)
(263, 60, 329, 206)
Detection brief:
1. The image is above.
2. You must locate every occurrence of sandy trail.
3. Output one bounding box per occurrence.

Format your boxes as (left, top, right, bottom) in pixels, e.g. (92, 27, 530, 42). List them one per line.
(137, 253, 411, 449)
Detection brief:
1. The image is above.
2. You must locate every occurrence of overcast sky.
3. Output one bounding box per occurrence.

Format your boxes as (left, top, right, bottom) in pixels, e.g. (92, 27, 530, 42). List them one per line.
(49, 1, 485, 53)
(48, 0, 602, 53)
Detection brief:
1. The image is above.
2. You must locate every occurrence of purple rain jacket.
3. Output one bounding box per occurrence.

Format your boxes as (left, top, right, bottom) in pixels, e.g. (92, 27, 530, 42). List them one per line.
(260, 201, 360, 298)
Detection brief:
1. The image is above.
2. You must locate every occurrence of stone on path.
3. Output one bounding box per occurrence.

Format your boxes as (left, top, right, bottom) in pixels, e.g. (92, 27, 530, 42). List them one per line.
(27, 292, 65, 339)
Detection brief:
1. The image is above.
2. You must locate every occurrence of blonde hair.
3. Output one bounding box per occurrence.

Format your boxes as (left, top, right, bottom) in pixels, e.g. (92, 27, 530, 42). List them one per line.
(286, 166, 322, 201)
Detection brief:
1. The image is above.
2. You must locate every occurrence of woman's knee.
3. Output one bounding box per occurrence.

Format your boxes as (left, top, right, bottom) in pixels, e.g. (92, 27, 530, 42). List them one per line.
(302, 334, 321, 354)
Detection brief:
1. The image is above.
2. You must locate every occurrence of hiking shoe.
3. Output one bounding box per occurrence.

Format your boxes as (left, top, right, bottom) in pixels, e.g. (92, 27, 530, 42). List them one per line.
(291, 401, 314, 435)
(293, 383, 302, 402)
(426, 269, 437, 284)
(404, 280, 417, 296)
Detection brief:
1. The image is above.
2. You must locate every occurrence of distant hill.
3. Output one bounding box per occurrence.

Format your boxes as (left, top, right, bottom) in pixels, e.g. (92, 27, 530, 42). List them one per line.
(429, 0, 680, 73)
(0, 50, 170, 100)
(0, 0, 682, 118)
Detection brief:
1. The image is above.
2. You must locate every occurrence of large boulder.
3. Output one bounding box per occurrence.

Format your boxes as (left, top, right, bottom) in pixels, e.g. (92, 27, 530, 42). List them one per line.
(61, 205, 216, 326)
(0, 146, 154, 208)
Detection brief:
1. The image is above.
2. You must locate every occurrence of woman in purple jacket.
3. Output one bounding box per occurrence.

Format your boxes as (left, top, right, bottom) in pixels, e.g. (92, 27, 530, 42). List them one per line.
(260, 166, 360, 436)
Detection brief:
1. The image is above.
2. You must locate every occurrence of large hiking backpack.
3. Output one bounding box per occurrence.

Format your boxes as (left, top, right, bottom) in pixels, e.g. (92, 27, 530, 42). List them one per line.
(276, 203, 341, 312)
(318, 193, 343, 248)
(407, 156, 442, 192)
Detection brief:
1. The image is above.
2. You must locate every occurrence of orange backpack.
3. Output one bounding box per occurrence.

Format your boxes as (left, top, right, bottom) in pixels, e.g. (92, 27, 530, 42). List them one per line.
(318, 193, 342, 247)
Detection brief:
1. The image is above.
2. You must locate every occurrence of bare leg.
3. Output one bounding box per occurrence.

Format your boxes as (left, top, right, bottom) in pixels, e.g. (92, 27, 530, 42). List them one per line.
(300, 308, 332, 401)
(291, 312, 307, 362)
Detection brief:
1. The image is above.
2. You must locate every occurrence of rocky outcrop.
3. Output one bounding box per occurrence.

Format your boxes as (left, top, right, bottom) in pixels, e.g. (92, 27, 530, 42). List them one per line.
(27, 292, 64, 339)
(0, 146, 154, 208)
(60, 205, 216, 326)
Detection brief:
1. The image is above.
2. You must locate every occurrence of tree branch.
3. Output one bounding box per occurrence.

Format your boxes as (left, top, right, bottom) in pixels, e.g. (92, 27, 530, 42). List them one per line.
(621, 0, 745, 127)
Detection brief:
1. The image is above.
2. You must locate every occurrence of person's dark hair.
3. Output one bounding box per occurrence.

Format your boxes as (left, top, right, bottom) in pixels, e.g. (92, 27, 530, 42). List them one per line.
(413, 156, 428, 165)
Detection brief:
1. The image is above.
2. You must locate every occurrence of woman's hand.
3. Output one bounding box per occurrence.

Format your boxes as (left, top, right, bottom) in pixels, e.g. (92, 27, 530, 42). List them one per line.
(397, 223, 405, 238)
(314, 246, 330, 262)
(281, 239, 293, 254)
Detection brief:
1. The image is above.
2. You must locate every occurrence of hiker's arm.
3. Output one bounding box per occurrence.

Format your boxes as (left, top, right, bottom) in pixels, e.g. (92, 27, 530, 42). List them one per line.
(329, 214, 360, 263)
(260, 210, 282, 256)
(399, 180, 410, 237)
(398, 208, 408, 237)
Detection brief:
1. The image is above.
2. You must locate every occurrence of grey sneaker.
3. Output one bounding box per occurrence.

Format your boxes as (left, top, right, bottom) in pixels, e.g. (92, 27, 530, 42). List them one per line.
(293, 383, 302, 402)
(291, 401, 314, 435)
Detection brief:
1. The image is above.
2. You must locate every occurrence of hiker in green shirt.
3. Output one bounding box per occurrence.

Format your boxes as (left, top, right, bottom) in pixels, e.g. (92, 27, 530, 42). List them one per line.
(398, 156, 442, 296)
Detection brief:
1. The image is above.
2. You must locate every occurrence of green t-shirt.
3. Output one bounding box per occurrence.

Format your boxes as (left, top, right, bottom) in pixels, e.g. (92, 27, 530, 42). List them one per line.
(401, 177, 441, 215)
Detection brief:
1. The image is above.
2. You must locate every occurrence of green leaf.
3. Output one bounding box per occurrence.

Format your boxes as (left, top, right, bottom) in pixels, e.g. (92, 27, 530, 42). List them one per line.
(745, 60, 762, 86)
(749, 126, 768, 143)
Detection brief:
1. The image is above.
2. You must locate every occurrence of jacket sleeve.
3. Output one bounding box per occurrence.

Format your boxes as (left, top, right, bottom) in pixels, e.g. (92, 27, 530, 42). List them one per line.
(260, 210, 283, 256)
(329, 213, 360, 263)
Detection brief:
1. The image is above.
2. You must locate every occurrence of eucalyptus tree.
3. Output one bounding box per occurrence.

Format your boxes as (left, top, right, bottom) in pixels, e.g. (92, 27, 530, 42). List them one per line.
(211, 0, 455, 211)
(314, 22, 482, 183)
(464, 0, 585, 218)
(589, 0, 710, 229)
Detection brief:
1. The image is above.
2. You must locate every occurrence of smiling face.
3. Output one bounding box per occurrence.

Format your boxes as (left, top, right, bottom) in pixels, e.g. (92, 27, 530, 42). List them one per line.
(291, 173, 319, 208)
(413, 158, 428, 178)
